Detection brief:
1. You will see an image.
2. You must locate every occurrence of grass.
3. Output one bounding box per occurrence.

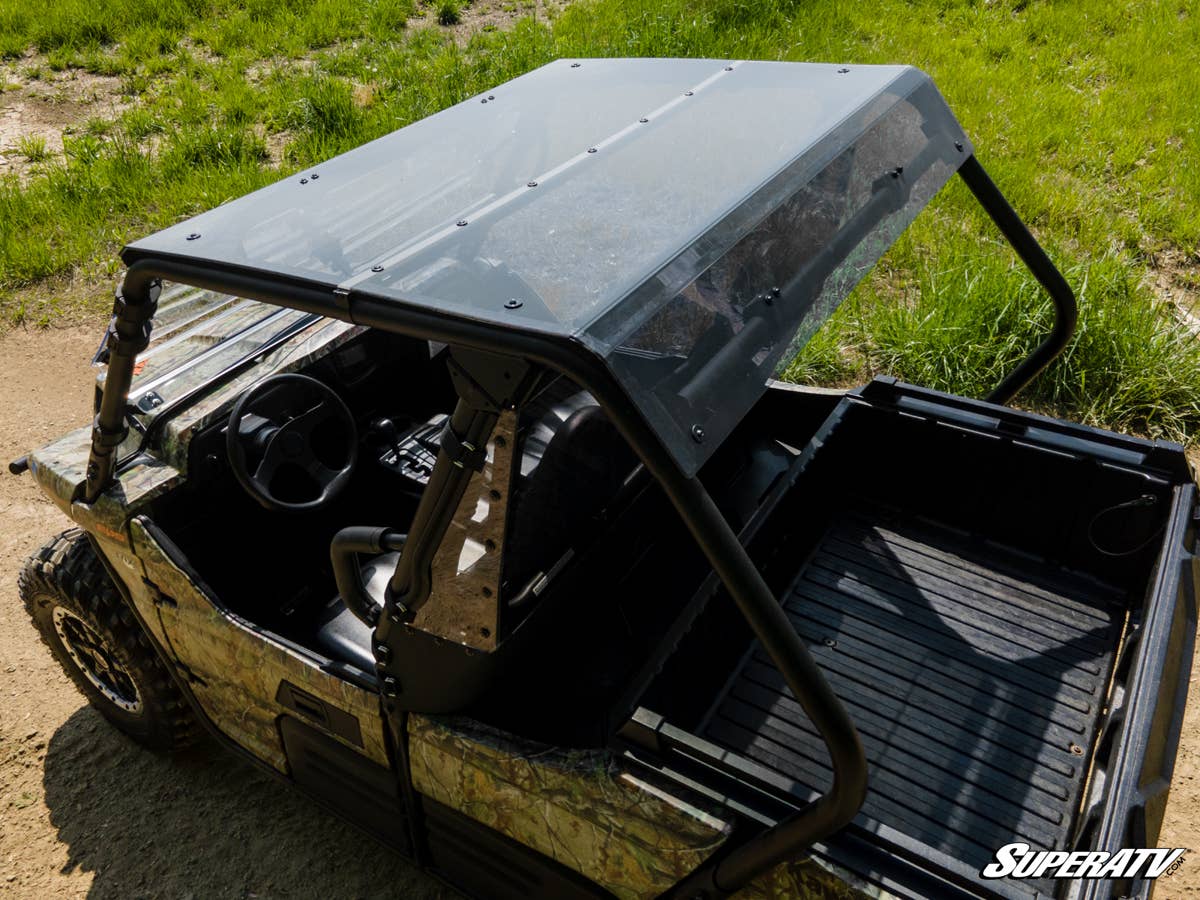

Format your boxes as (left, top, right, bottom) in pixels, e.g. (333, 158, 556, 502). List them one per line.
(14, 134, 48, 161)
(437, 0, 463, 26)
(0, 0, 1198, 441)
(780, 246, 1200, 440)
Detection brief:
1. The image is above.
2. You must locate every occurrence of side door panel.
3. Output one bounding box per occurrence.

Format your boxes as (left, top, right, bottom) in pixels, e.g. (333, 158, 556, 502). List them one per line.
(129, 516, 390, 771)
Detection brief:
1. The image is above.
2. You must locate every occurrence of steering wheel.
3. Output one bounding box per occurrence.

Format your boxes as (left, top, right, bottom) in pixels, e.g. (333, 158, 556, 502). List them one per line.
(226, 373, 357, 512)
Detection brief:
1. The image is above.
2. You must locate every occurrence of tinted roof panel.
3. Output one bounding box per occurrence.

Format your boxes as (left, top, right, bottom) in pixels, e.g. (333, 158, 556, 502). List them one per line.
(125, 58, 969, 473)
(126, 58, 728, 315)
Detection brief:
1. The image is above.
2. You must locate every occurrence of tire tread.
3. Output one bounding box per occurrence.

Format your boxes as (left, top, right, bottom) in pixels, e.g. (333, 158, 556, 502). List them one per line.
(18, 529, 200, 752)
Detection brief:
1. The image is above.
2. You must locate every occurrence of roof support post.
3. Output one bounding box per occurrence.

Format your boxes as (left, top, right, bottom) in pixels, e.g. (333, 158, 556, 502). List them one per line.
(649, 470, 868, 897)
(83, 265, 161, 503)
(382, 348, 538, 620)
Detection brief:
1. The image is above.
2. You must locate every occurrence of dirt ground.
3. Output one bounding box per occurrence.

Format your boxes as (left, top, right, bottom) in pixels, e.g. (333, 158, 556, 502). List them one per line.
(0, 60, 128, 181)
(1, 322, 1199, 897)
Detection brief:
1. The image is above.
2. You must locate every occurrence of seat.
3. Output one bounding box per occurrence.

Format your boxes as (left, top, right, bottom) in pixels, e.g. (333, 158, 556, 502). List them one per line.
(313, 551, 395, 672)
(313, 381, 634, 671)
(502, 386, 635, 597)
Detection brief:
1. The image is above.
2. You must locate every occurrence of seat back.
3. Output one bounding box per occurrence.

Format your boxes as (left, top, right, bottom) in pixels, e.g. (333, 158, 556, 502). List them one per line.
(503, 383, 635, 598)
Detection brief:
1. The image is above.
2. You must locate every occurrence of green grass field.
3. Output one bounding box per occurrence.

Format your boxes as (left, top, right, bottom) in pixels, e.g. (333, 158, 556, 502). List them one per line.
(1, 0, 1198, 440)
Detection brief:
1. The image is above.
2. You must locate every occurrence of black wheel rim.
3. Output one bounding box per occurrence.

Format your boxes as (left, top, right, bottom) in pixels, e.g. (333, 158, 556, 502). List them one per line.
(52, 607, 142, 713)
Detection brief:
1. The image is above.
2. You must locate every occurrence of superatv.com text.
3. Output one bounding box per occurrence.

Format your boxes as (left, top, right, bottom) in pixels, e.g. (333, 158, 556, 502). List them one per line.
(981, 843, 1187, 880)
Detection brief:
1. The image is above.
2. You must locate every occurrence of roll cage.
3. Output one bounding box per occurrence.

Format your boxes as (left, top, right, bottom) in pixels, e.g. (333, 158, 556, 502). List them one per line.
(82, 59, 1077, 895)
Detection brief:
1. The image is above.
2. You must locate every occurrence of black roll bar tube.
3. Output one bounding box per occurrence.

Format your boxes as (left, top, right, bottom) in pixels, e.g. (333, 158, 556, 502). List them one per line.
(648, 479, 868, 897)
(959, 155, 1078, 405)
(330, 526, 408, 627)
(83, 265, 161, 502)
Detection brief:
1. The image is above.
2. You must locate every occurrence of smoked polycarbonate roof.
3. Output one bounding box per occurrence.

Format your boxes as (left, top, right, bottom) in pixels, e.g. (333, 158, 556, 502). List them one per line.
(124, 58, 970, 473)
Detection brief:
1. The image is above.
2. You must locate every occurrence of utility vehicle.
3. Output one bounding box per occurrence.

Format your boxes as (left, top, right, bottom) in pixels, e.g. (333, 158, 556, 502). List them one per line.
(13, 59, 1197, 899)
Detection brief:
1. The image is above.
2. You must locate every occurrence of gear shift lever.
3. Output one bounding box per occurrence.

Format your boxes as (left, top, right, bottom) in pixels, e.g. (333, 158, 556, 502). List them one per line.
(371, 418, 402, 461)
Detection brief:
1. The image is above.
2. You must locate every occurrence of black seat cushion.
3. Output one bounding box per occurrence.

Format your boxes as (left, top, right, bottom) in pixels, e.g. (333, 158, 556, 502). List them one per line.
(313, 551, 396, 672)
(313, 382, 633, 670)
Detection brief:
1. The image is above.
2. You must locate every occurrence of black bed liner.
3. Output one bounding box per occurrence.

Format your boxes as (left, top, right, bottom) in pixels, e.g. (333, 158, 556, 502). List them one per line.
(698, 507, 1123, 890)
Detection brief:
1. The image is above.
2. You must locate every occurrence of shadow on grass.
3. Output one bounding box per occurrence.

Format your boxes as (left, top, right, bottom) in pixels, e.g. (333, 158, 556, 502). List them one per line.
(42, 706, 452, 899)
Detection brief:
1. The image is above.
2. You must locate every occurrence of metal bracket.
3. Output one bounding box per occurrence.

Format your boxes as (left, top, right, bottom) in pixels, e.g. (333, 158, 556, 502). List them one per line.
(438, 423, 487, 472)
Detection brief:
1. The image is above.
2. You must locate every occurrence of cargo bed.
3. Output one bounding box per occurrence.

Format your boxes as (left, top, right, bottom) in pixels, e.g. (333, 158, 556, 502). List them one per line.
(621, 380, 1197, 900)
(706, 506, 1120, 896)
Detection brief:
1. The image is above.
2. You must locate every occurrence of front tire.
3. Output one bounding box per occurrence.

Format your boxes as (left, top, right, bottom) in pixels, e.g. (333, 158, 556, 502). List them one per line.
(19, 529, 199, 752)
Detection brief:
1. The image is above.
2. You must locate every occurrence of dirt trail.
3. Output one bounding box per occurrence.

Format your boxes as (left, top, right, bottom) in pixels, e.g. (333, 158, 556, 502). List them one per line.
(0, 60, 129, 180)
(0, 324, 1198, 897)
(0, 324, 448, 898)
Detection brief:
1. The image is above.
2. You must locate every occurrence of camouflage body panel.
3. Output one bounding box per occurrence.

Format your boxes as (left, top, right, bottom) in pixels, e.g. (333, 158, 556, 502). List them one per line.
(734, 857, 891, 899)
(129, 517, 390, 771)
(27, 426, 90, 517)
(87, 530, 180, 653)
(29, 426, 183, 546)
(407, 713, 732, 898)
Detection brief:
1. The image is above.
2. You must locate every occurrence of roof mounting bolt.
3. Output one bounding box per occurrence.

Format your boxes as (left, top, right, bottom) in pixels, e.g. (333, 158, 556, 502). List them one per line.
(300, 178, 308, 184)
(823, 637, 838, 648)
(771, 286, 781, 297)
(690, 424, 705, 443)
(526, 180, 538, 187)
(837, 67, 850, 74)
(310, 173, 319, 179)
(570, 62, 581, 68)
(954, 140, 964, 152)
(375, 643, 392, 662)
(724, 65, 733, 71)
(456, 219, 468, 227)
(639, 117, 649, 123)
(488, 95, 495, 100)
(890, 166, 903, 178)
(1069, 743, 1084, 755)
(587, 147, 598, 153)
(382, 676, 399, 698)
(504, 298, 523, 310)
(186, 233, 201, 241)
(481, 98, 488, 104)
(684, 90, 694, 96)
(371, 264, 384, 273)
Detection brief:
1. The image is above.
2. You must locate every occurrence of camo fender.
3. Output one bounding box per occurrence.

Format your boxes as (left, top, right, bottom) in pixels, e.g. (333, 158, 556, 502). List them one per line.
(407, 714, 732, 899)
